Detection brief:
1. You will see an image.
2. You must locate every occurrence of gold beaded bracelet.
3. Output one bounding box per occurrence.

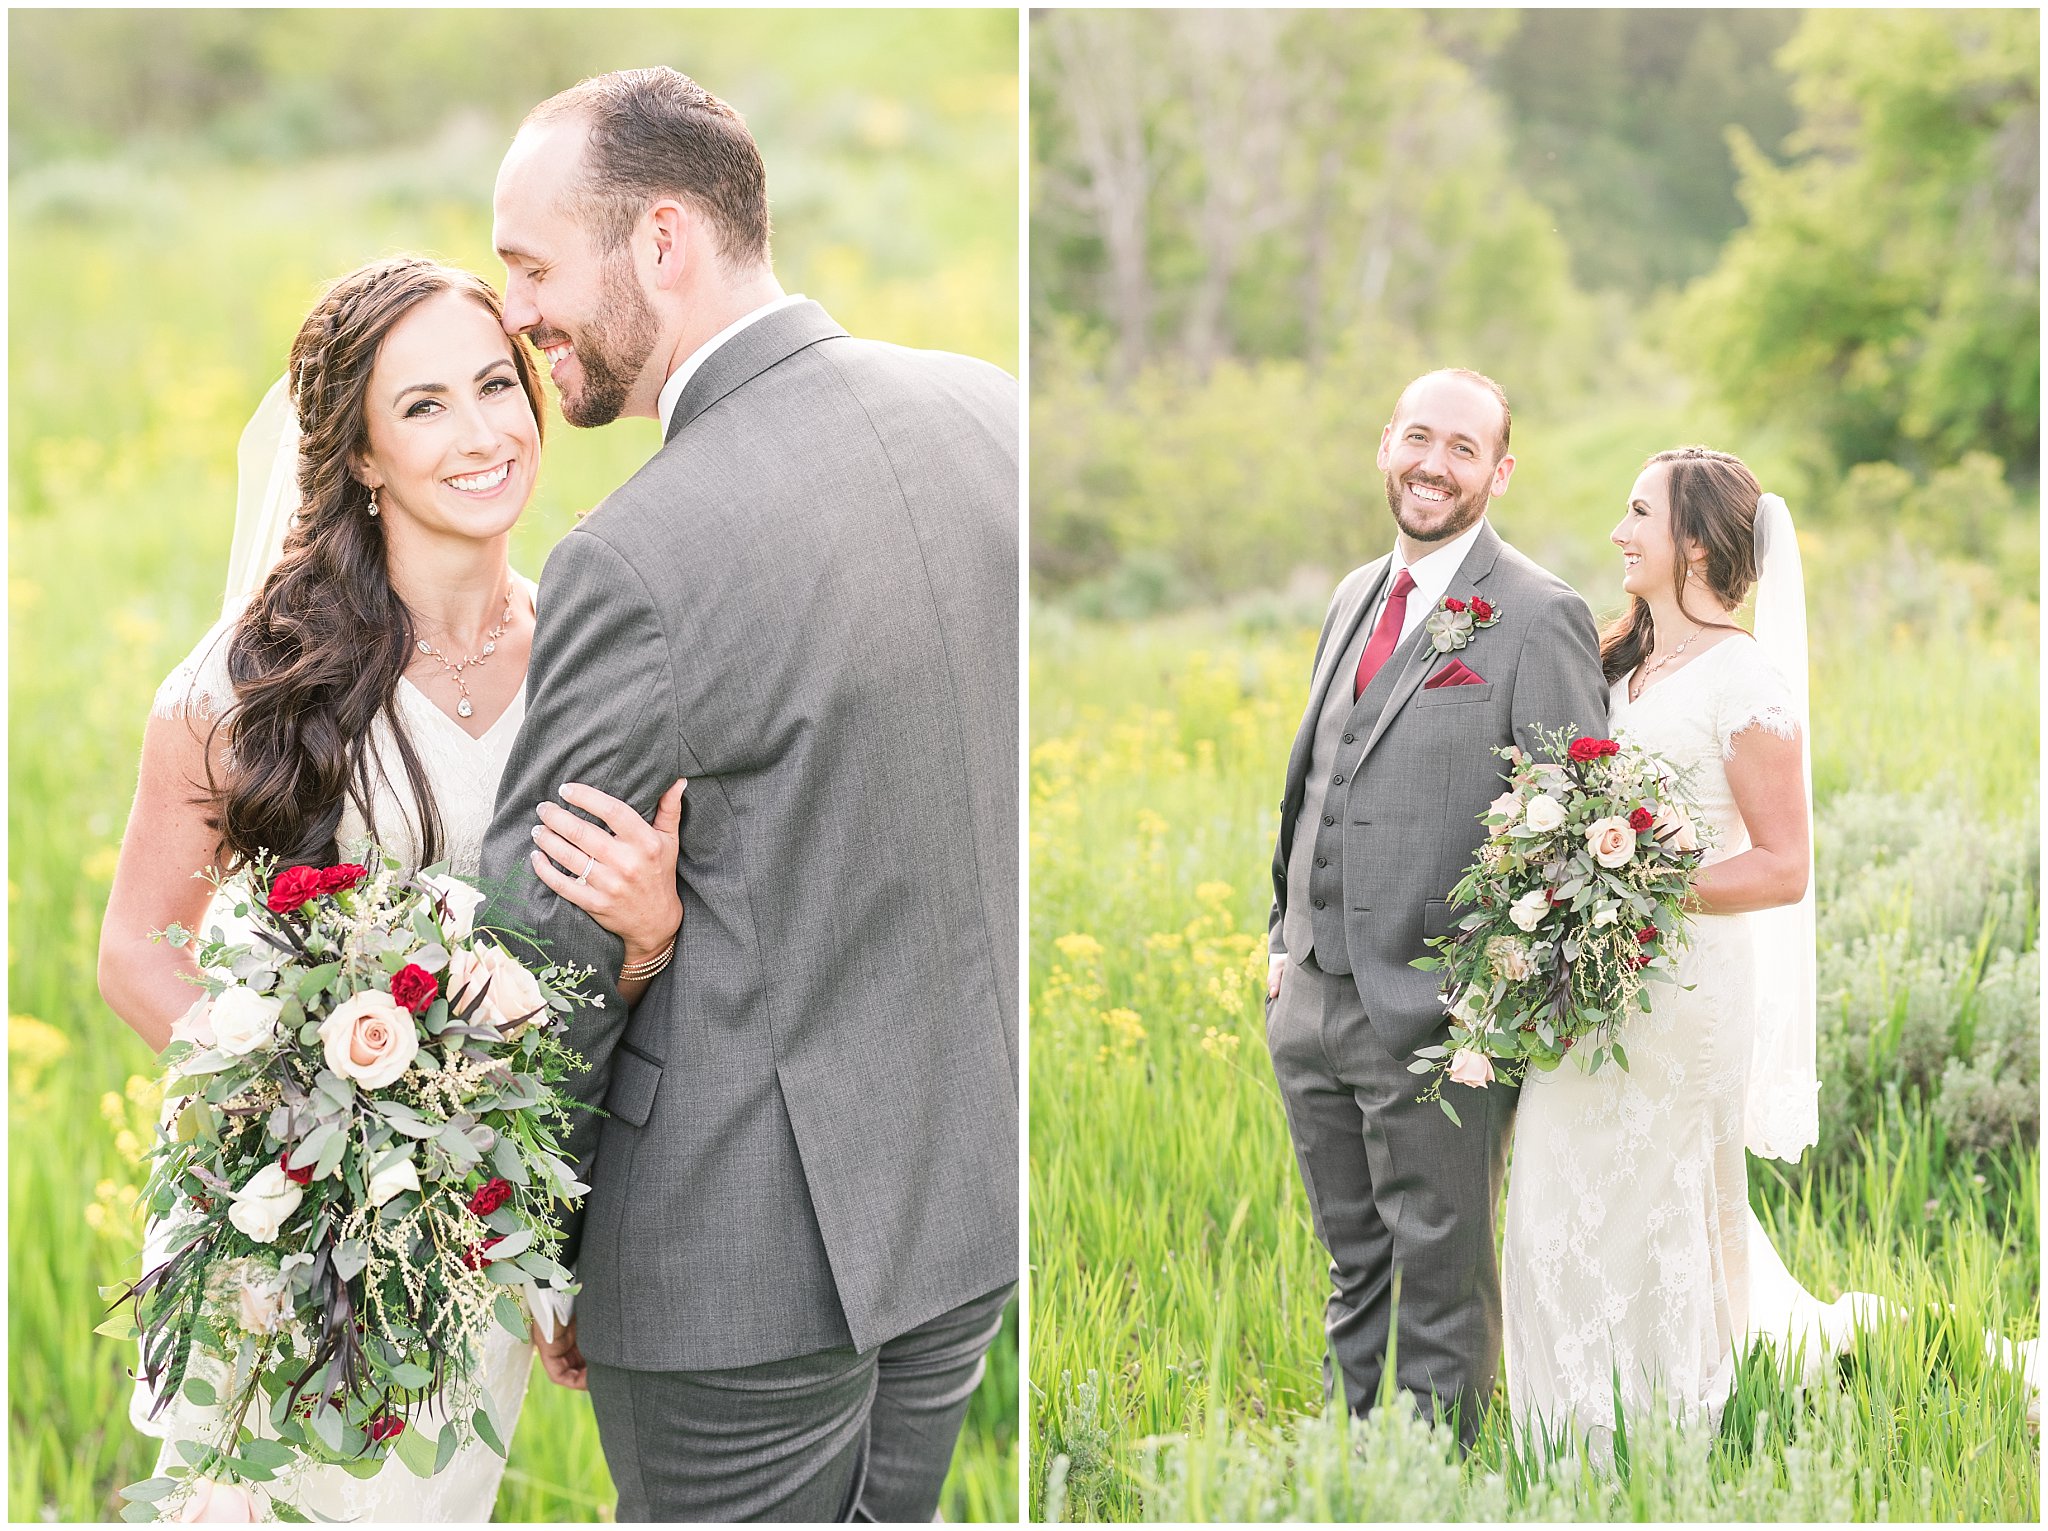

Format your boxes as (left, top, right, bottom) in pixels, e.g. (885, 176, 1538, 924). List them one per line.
(619, 936, 677, 983)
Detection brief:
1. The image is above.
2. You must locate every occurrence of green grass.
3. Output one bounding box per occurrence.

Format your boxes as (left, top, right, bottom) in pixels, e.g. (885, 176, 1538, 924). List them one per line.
(1027, 551, 2038, 1519)
(9, 136, 1017, 1522)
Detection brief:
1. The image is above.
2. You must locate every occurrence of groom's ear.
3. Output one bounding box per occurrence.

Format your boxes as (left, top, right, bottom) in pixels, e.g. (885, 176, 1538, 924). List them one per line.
(645, 200, 691, 292)
(1489, 451, 1517, 498)
(1375, 422, 1394, 472)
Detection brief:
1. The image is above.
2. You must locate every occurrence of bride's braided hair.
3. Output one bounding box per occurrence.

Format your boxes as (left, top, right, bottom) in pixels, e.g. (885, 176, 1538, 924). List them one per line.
(207, 257, 546, 871)
(1599, 446, 1762, 686)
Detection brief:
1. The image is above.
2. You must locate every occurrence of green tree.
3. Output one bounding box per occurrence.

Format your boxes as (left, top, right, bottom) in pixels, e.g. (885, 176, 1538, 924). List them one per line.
(1675, 10, 2038, 474)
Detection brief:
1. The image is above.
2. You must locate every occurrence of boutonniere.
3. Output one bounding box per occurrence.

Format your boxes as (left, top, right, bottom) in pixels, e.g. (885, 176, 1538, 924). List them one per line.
(1424, 595, 1500, 654)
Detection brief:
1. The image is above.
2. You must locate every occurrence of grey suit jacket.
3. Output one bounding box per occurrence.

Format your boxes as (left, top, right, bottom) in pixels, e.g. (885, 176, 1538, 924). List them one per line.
(1268, 522, 1609, 1059)
(483, 301, 1019, 1371)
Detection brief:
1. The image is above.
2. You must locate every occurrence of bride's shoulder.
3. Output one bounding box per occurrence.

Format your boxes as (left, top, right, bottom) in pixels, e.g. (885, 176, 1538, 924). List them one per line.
(151, 601, 247, 724)
(1703, 633, 1799, 754)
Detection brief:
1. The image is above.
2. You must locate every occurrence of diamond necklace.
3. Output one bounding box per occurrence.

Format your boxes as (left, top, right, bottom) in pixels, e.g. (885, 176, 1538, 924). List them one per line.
(1629, 621, 1704, 702)
(414, 588, 513, 719)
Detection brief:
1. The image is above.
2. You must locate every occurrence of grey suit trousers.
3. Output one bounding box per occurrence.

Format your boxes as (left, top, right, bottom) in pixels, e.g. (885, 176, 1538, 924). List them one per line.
(1266, 955, 1515, 1445)
(586, 1284, 1013, 1522)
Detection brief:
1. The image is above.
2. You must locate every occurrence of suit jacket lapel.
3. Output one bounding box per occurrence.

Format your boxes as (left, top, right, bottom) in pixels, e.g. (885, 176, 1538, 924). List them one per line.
(1358, 522, 1505, 762)
(665, 300, 849, 444)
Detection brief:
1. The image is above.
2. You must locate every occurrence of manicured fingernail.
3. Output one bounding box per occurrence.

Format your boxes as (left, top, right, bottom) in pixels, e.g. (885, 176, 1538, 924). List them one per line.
(530, 826, 542, 840)
(560, 783, 582, 797)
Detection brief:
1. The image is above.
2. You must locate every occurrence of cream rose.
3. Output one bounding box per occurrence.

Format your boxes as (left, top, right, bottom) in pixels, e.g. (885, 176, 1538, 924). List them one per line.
(210, 985, 283, 1056)
(421, 872, 487, 944)
(319, 990, 418, 1090)
(1523, 794, 1566, 833)
(1448, 988, 1483, 1024)
(177, 1478, 257, 1523)
(169, 996, 216, 1050)
(1447, 1048, 1496, 1087)
(1488, 936, 1536, 981)
(366, 1149, 420, 1209)
(227, 1164, 303, 1245)
(447, 942, 548, 1034)
(1508, 888, 1552, 933)
(1488, 790, 1522, 824)
(1593, 905, 1620, 928)
(1585, 815, 1637, 869)
(236, 1272, 291, 1336)
(1656, 802, 1700, 853)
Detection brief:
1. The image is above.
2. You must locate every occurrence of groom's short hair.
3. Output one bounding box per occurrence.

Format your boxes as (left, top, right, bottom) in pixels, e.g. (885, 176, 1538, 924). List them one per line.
(525, 68, 771, 270)
(1394, 368, 1512, 459)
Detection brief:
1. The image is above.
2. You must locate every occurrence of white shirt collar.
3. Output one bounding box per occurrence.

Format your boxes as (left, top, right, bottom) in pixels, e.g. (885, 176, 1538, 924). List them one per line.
(1389, 515, 1488, 602)
(656, 292, 808, 436)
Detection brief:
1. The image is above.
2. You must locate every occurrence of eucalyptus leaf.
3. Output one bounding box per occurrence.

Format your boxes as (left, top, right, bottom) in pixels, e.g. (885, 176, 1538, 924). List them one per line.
(493, 1292, 529, 1341)
(298, 962, 341, 1002)
(331, 1239, 370, 1282)
(119, 1476, 181, 1504)
(393, 1423, 439, 1478)
(472, 1404, 506, 1457)
(181, 1376, 217, 1407)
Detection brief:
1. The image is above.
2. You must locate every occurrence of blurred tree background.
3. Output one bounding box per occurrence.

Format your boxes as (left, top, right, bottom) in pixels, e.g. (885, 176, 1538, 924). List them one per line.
(1030, 7, 2037, 610)
(10, 8, 1017, 1523)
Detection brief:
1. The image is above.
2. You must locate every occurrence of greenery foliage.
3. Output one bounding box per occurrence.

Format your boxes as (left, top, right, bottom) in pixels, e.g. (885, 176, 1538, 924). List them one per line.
(9, 11, 1016, 1521)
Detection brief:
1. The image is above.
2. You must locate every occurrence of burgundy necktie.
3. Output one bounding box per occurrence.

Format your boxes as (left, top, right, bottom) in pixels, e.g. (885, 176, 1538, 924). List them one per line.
(1353, 568, 1417, 700)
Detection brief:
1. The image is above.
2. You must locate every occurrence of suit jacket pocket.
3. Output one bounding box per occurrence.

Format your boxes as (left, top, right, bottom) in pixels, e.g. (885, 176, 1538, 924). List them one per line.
(1414, 681, 1494, 706)
(1423, 899, 1457, 939)
(605, 1044, 663, 1128)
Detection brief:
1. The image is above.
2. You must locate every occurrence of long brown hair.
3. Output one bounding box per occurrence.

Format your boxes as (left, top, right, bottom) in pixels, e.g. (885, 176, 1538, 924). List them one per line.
(208, 257, 546, 871)
(1599, 446, 1762, 686)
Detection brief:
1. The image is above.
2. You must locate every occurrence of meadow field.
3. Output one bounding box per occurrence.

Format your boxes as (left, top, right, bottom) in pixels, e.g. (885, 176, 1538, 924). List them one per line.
(7, 34, 1019, 1518)
(1026, 426, 2040, 1519)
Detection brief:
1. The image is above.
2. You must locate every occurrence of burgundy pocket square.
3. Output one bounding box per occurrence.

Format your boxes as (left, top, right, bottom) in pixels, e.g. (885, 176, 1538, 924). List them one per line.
(1424, 660, 1487, 690)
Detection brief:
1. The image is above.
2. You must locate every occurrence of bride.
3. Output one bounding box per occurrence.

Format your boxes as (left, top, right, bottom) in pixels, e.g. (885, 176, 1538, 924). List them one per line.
(1502, 446, 1813, 1447)
(97, 256, 684, 1521)
(1502, 446, 2036, 1453)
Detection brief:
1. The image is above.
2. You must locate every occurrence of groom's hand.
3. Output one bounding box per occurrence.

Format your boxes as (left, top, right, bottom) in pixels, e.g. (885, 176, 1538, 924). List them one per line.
(536, 1315, 589, 1391)
(1267, 954, 1287, 1002)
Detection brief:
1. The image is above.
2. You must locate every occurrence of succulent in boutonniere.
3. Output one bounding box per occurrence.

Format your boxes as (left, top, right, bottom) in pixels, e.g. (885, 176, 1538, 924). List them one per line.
(1424, 595, 1500, 654)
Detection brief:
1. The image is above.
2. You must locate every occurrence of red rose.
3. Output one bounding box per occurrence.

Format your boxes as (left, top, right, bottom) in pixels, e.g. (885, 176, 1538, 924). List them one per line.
(1469, 598, 1494, 621)
(1568, 737, 1620, 763)
(318, 863, 368, 895)
(390, 964, 439, 1016)
(367, 1414, 406, 1442)
(267, 866, 326, 914)
(1636, 927, 1658, 945)
(278, 1148, 314, 1186)
(1628, 953, 1652, 970)
(467, 1177, 513, 1216)
(1444, 597, 1468, 613)
(461, 1236, 505, 1271)
(1628, 807, 1655, 832)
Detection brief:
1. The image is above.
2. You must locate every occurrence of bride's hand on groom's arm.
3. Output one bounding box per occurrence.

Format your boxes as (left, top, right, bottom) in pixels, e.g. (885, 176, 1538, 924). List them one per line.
(535, 1315, 589, 1391)
(528, 777, 689, 971)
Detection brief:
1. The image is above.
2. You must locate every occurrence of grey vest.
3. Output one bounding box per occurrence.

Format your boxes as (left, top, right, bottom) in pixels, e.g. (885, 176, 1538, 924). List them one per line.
(1284, 566, 1431, 973)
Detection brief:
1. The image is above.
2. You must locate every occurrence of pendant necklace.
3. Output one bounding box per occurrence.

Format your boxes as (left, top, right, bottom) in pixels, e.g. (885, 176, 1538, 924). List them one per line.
(1630, 622, 1704, 702)
(416, 589, 513, 719)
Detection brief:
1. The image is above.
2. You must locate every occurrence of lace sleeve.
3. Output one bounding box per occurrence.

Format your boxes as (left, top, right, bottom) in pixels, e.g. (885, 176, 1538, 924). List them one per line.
(1715, 642, 1801, 760)
(150, 610, 242, 724)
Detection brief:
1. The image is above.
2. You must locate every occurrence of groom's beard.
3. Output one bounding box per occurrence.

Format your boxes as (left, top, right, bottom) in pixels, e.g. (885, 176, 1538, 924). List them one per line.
(552, 251, 660, 429)
(1383, 468, 1488, 545)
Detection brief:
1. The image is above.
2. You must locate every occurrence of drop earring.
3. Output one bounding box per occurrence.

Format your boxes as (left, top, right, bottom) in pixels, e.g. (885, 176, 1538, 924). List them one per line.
(367, 487, 380, 519)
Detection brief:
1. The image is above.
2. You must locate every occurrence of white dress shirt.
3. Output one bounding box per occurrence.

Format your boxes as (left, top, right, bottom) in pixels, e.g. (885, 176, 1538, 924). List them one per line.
(1362, 515, 1491, 646)
(656, 292, 809, 437)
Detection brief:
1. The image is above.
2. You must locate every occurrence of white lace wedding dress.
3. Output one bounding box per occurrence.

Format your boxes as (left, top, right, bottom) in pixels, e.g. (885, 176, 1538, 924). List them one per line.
(130, 582, 538, 1523)
(1502, 637, 1798, 1445)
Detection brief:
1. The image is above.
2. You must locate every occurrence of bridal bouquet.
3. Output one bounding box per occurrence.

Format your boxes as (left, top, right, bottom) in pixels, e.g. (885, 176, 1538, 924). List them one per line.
(107, 850, 596, 1523)
(1409, 727, 1709, 1123)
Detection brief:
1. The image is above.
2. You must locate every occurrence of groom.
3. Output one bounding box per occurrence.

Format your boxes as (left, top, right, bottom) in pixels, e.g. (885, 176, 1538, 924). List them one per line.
(482, 70, 1018, 1520)
(1264, 369, 1607, 1445)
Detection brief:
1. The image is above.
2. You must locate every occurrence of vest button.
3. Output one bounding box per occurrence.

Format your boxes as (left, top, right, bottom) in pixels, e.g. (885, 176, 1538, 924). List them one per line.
(1323, 814, 1335, 826)
(1332, 773, 1345, 785)
(1312, 899, 1326, 910)
(1343, 732, 1356, 744)
(1315, 856, 1328, 868)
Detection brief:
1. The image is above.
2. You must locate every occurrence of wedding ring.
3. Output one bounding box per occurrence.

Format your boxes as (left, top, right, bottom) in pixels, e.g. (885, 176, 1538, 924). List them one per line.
(578, 853, 595, 882)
